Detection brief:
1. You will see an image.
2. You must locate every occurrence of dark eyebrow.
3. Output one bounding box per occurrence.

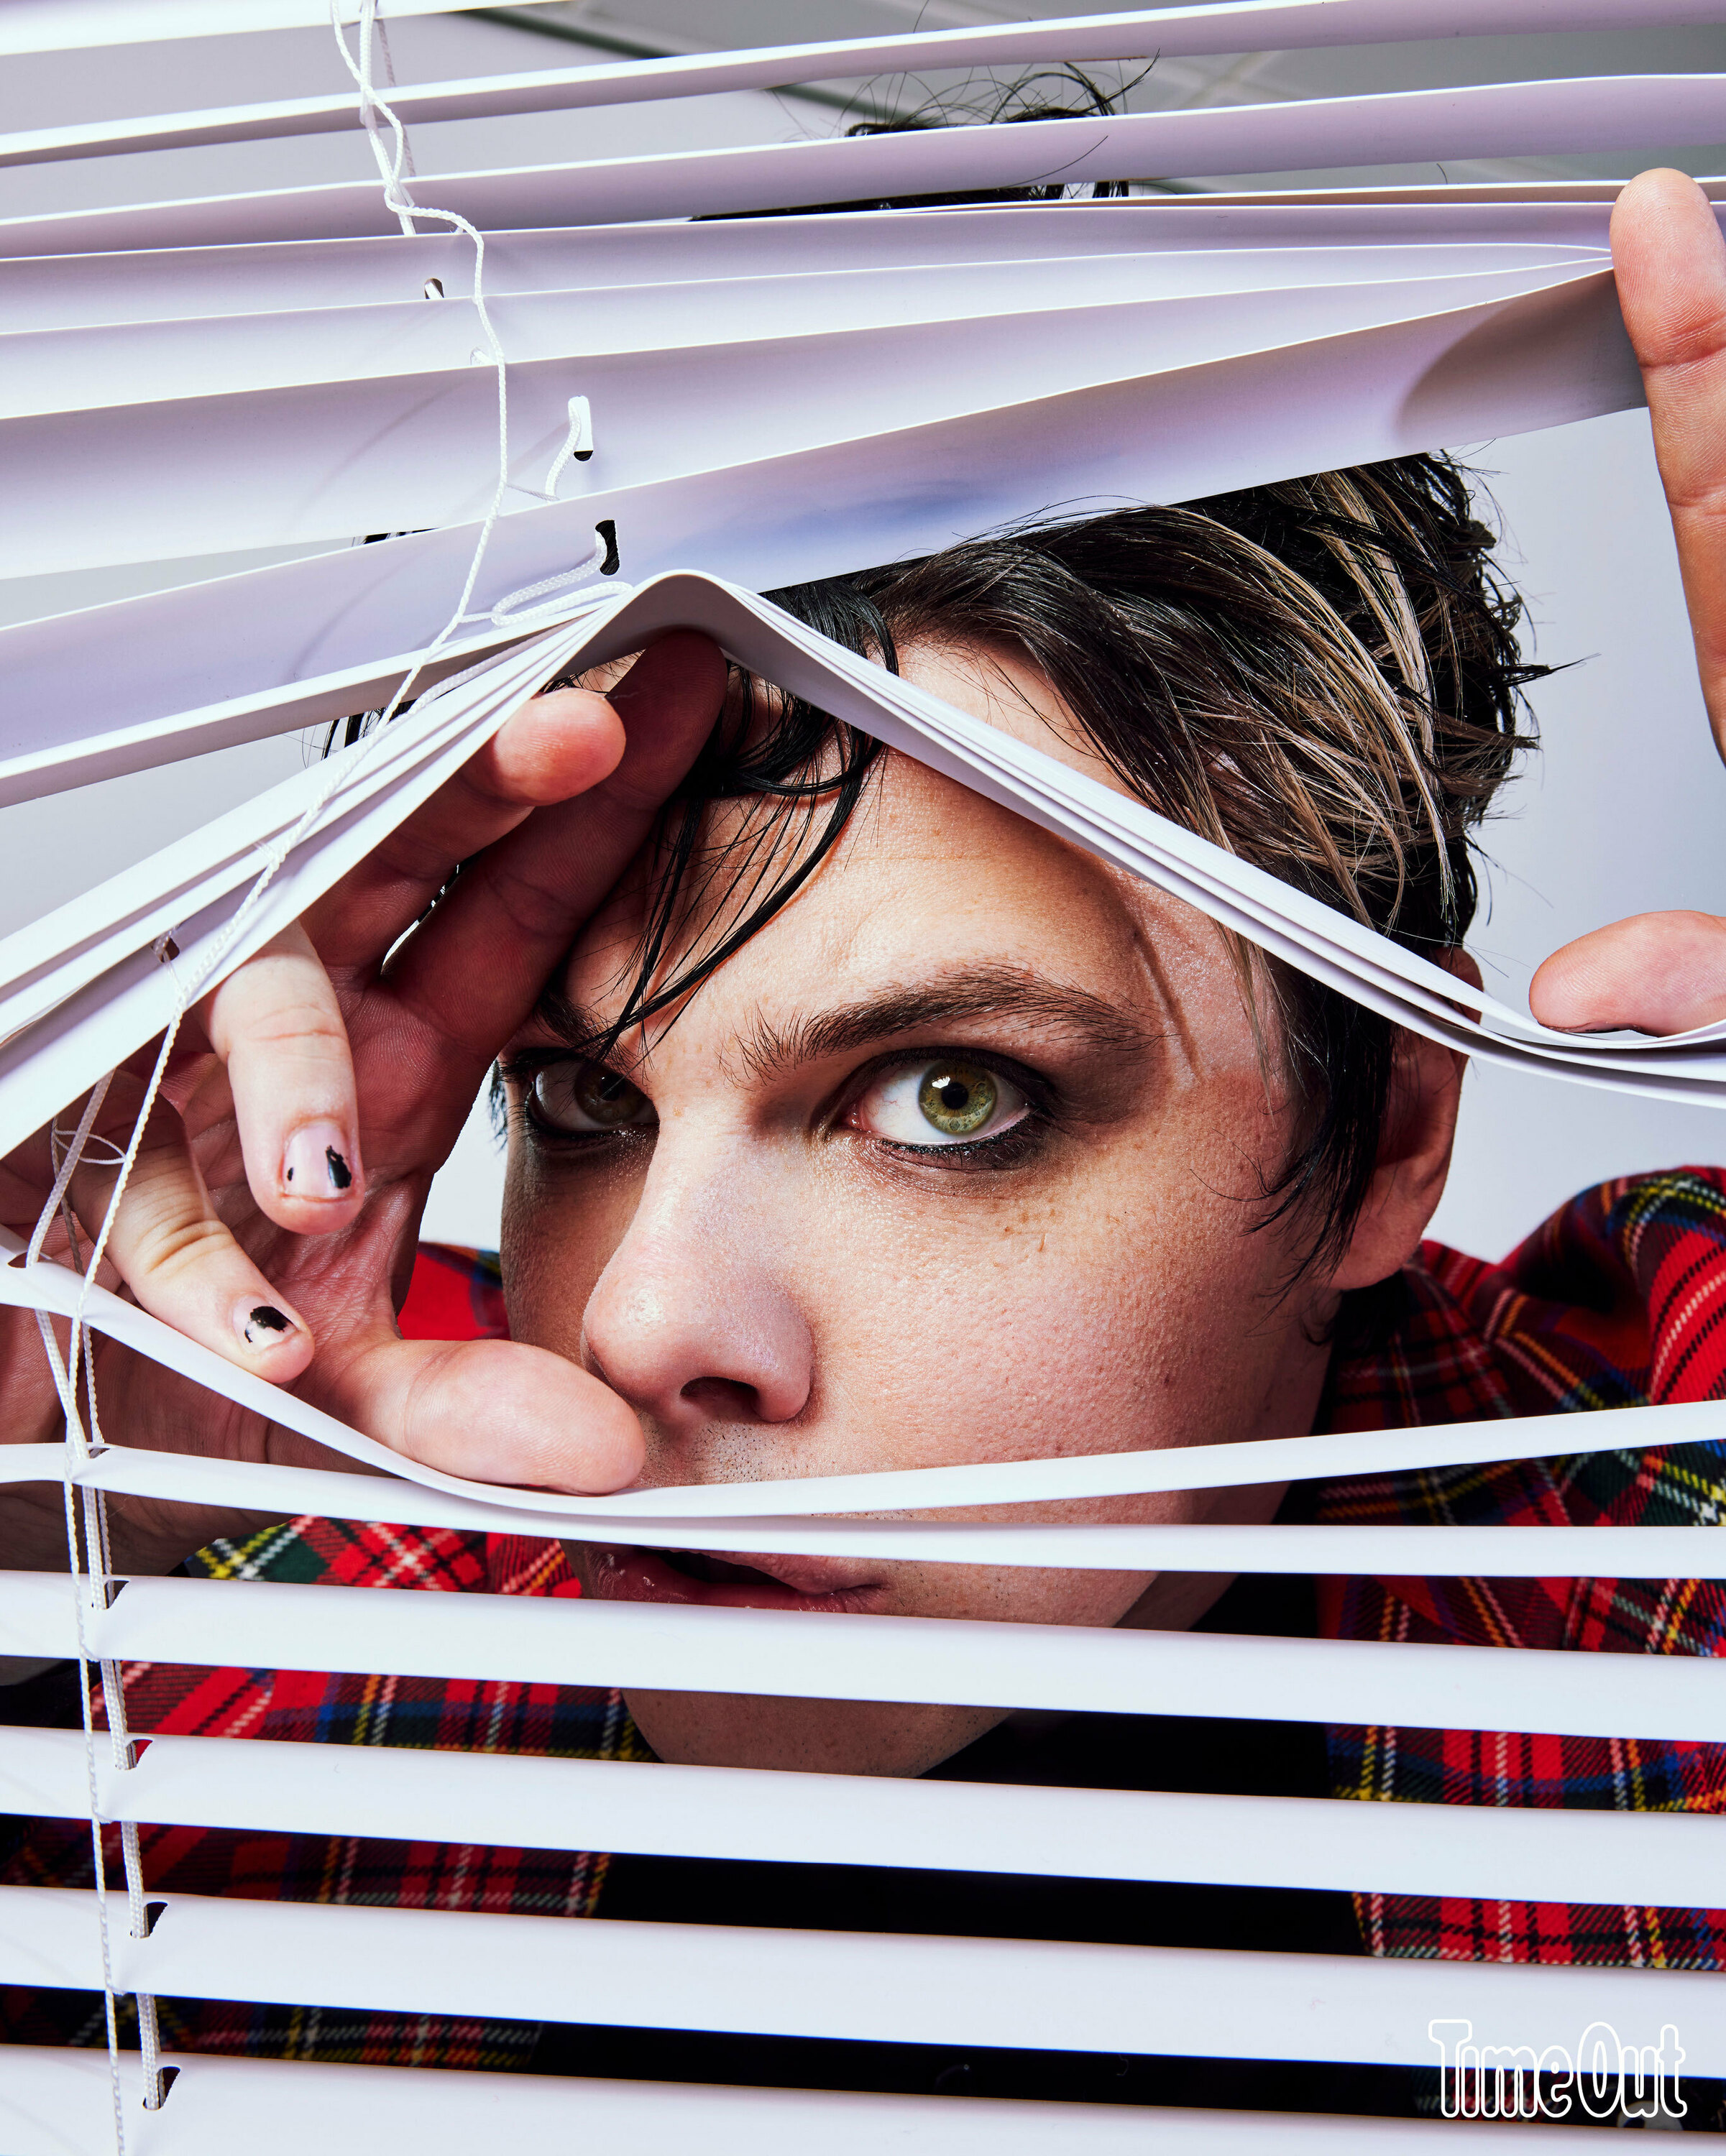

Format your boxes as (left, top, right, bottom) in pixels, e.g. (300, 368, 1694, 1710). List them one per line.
(520, 966, 1153, 1078)
(736, 964, 1153, 1080)
(521, 987, 614, 1061)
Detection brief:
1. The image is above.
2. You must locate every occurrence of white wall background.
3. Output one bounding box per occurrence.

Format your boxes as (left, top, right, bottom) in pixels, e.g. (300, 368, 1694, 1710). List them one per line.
(1424, 407, 1726, 1260)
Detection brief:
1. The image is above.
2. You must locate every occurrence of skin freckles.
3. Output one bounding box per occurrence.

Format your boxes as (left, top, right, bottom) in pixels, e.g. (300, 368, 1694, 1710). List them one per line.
(498, 643, 1467, 1776)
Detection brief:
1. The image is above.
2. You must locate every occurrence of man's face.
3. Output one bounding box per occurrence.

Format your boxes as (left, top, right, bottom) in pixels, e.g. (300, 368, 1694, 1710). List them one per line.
(499, 645, 1339, 1774)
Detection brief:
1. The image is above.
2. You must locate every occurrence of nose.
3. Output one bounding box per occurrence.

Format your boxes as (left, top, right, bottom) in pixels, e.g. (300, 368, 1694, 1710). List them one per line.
(579, 1150, 814, 1433)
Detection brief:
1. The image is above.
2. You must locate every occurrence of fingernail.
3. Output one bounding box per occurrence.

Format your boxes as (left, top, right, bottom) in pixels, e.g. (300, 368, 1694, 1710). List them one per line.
(236, 1302, 295, 1350)
(282, 1124, 357, 1199)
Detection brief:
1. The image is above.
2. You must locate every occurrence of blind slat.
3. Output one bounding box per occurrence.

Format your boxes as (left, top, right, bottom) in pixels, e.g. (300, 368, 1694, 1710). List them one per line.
(0, 284, 1638, 775)
(9, 244, 1604, 416)
(1, 75, 1719, 259)
(0, 0, 559, 54)
(5, 1886, 1720, 2067)
(7, 1237, 1726, 1531)
(0, 199, 1652, 338)
(4, 259, 1613, 576)
(3, 0, 1720, 158)
(6, 1572, 1725, 1740)
(0, 202, 1664, 766)
(6, 1435, 1725, 1580)
(8, 1726, 1724, 1905)
(1, 2047, 1618, 2156)
(0, 612, 597, 1158)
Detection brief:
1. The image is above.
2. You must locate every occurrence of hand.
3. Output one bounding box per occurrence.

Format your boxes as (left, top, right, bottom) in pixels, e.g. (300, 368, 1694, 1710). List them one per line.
(1531, 170, 1726, 1036)
(0, 632, 726, 1574)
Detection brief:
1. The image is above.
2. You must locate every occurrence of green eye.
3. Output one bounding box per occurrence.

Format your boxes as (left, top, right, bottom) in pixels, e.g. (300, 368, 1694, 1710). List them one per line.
(917, 1061, 999, 1138)
(852, 1056, 1029, 1151)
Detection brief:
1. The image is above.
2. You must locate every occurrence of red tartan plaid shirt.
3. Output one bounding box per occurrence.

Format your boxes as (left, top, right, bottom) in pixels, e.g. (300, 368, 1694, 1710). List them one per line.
(4, 1166, 1725, 2068)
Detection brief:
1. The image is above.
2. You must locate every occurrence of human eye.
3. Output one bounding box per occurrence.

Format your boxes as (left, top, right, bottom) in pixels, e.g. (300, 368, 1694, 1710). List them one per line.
(515, 1057, 656, 1138)
(847, 1054, 1033, 1155)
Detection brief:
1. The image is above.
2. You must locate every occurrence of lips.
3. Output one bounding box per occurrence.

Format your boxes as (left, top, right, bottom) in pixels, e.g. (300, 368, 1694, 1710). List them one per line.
(584, 1542, 889, 1613)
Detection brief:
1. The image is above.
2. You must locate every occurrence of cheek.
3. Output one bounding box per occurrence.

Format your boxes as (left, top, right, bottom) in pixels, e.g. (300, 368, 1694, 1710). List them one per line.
(499, 1144, 645, 1356)
(799, 1067, 1305, 1478)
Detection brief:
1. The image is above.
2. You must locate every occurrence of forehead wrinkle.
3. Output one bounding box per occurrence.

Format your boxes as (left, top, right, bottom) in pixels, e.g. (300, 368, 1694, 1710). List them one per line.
(734, 963, 1155, 1086)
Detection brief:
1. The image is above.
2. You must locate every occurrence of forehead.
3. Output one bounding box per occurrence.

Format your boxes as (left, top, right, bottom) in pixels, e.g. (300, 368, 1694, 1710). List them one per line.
(556, 645, 1244, 1052)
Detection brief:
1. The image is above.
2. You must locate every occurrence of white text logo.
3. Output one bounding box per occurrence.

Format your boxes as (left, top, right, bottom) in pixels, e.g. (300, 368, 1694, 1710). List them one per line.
(1428, 2018, 1686, 2122)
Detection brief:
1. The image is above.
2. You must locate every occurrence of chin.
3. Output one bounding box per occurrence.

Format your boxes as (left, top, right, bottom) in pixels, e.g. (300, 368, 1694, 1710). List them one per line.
(568, 1542, 1008, 1772)
(623, 1685, 1008, 1777)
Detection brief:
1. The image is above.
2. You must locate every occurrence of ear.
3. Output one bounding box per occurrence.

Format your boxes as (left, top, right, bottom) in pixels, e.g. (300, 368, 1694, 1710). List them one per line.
(1326, 950, 1479, 1294)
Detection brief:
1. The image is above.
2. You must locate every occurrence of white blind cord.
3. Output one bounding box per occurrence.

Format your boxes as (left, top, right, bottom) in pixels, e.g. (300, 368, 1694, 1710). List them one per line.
(37, 17, 630, 2132)
(35, 4, 522, 2131)
(26, 1077, 138, 2137)
(332, 0, 418, 239)
(27, 1077, 165, 2129)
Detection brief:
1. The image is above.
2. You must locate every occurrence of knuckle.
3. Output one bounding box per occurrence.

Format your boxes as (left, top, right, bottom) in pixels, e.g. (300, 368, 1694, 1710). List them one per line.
(234, 1001, 352, 1056)
(467, 855, 572, 942)
(122, 1210, 236, 1287)
(1641, 314, 1726, 375)
(208, 952, 346, 1043)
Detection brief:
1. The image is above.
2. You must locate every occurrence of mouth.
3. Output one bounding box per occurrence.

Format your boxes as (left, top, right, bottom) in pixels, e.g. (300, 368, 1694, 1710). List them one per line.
(584, 1542, 889, 1613)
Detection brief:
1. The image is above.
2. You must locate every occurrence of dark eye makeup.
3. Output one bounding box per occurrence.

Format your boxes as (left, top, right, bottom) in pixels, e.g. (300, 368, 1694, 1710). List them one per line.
(500, 1051, 656, 1142)
(835, 1049, 1055, 1172)
(500, 1043, 1057, 1173)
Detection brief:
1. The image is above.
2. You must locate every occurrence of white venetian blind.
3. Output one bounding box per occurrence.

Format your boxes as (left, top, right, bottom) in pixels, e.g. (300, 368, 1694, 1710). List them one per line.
(2, 2, 1725, 2147)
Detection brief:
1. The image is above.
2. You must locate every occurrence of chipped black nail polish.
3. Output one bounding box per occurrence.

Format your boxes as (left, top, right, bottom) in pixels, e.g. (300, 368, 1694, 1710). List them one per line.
(242, 1304, 295, 1348)
(283, 1125, 354, 1197)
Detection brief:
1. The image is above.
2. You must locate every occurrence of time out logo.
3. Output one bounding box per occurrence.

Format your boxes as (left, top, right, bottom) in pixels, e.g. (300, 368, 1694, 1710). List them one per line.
(1428, 2019, 1686, 2122)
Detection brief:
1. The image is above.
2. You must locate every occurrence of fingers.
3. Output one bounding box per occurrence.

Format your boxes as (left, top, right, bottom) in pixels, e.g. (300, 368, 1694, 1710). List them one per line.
(200, 923, 366, 1233)
(65, 1080, 314, 1385)
(303, 682, 623, 971)
(594, 630, 732, 814)
(1530, 911, 1726, 1035)
(1611, 170, 1726, 752)
(51, 1082, 642, 1497)
(379, 631, 728, 1057)
(316, 1332, 644, 1496)
(304, 631, 723, 978)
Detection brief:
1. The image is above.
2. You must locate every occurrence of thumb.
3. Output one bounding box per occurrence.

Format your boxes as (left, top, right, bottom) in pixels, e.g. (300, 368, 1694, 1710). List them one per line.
(1530, 911, 1726, 1035)
(1610, 170, 1726, 757)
